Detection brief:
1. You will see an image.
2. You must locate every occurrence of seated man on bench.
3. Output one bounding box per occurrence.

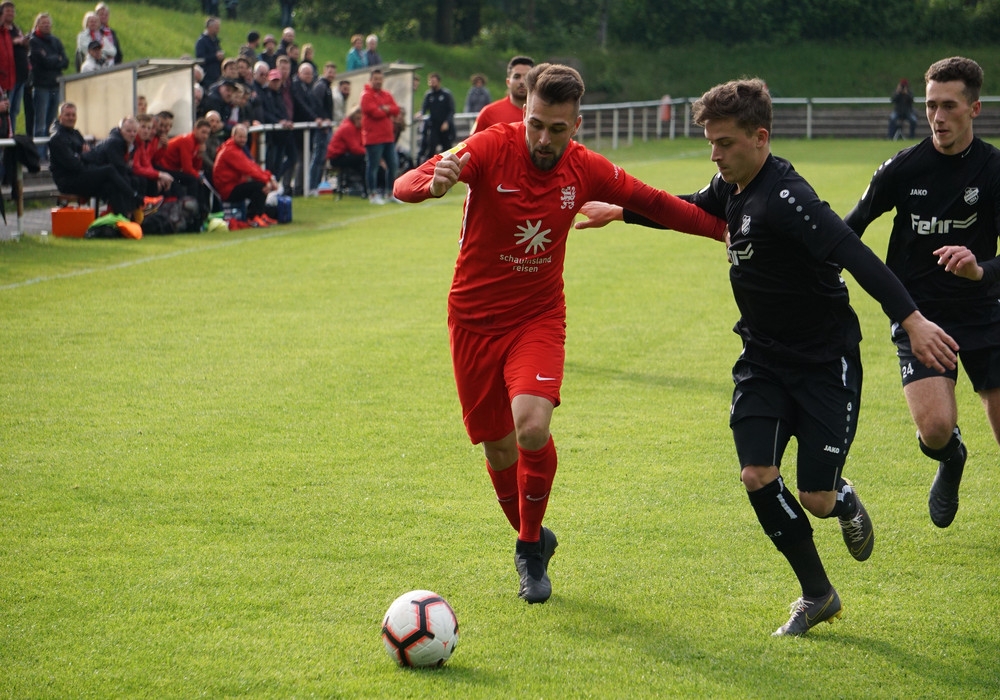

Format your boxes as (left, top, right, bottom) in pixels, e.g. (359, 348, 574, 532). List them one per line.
(212, 123, 279, 227)
(326, 107, 367, 196)
(48, 102, 143, 220)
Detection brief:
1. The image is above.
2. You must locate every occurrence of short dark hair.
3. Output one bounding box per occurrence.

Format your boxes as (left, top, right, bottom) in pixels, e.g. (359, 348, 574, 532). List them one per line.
(370, 68, 383, 79)
(692, 78, 772, 135)
(925, 56, 983, 103)
(247, 30, 259, 43)
(507, 55, 534, 77)
(194, 117, 211, 130)
(156, 110, 174, 120)
(525, 63, 584, 110)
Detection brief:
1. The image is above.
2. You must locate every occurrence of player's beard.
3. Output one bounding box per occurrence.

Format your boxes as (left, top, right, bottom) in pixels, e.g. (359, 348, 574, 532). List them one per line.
(530, 145, 560, 170)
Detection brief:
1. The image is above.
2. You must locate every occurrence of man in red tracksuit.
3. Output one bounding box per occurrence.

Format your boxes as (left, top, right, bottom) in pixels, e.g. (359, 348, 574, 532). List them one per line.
(213, 123, 278, 227)
(132, 114, 176, 197)
(359, 67, 399, 205)
(326, 107, 366, 196)
(160, 118, 211, 212)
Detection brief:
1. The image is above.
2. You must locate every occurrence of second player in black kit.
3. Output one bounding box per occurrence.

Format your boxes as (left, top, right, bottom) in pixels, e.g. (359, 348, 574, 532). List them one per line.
(845, 56, 1000, 529)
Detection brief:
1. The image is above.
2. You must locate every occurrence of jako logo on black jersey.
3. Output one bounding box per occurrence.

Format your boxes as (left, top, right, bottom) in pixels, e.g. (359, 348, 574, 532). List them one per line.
(909, 189, 928, 196)
(910, 213, 977, 235)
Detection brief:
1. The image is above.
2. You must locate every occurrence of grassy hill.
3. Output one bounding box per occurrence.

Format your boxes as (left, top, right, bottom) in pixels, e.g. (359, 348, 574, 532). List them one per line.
(31, 2, 1000, 102)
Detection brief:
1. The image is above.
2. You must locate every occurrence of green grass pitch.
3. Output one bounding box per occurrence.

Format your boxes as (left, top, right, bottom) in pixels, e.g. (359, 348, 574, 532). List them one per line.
(2, 137, 998, 698)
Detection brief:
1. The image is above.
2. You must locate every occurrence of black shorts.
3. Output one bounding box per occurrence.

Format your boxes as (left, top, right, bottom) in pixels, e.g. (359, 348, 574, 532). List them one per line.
(892, 322, 1000, 391)
(730, 345, 862, 493)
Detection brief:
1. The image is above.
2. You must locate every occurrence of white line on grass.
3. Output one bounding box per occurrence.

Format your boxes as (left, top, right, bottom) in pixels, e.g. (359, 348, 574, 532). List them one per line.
(0, 207, 424, 292)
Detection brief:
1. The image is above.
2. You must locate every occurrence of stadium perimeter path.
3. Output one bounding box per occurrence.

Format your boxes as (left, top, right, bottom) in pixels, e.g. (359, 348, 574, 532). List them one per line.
(1, 208, 52, 241)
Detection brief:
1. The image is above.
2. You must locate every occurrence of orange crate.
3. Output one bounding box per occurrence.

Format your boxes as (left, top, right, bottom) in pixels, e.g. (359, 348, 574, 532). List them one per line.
(51, 207, 95, 238)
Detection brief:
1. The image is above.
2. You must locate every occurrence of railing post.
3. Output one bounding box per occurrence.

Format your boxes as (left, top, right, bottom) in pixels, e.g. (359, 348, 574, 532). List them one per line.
(302, 126, 312, 196)
(807, 99, 813, 140)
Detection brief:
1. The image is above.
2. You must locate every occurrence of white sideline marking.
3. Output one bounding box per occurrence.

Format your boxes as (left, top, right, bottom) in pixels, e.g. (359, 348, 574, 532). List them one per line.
(0, 208, 414, 292)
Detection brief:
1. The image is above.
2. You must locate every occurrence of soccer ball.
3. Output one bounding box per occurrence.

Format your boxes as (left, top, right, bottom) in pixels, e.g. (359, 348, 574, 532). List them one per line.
(381, 590, 459, 668)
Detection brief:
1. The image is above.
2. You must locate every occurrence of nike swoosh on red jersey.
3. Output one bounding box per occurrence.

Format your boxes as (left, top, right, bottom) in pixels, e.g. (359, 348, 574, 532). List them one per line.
(497, 184, 519, 193)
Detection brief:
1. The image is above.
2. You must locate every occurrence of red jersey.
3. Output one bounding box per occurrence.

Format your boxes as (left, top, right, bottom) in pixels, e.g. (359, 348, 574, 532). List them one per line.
(470, 97, 523, 135)
(213, 138, 272, 201)
(0, 26, 15, 93)
(150, 137, 169, 169)
(394, 122, 726, 334)
(326, 117, 365, 159)
(160, 132, 203, 178)
(131, 137, 159, 182)
(360, 83, 399, 146)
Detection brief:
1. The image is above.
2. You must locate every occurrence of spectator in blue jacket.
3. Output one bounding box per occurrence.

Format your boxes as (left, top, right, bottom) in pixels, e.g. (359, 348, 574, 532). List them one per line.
(346, 34, 365, 72)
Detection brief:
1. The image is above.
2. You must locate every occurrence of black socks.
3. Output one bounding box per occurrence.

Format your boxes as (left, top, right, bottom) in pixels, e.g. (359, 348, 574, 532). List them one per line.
(747, 477, 830, 598)
(919, 427, 966, 483)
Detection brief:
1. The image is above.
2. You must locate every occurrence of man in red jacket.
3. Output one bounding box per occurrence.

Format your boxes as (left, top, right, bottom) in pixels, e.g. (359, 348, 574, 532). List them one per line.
(326, 107, 366, 196)
(213, 123, 278, 227)
(132, 113, 175, 196)
(360, 67, 399, 205)
(160, 117, 211, 211)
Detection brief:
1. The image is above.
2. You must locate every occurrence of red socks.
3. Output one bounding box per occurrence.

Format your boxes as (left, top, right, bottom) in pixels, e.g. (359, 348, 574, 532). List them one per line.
(517, 436, 557, 543)
(486, 460, 520, 532)
(485, 435, 558, 541)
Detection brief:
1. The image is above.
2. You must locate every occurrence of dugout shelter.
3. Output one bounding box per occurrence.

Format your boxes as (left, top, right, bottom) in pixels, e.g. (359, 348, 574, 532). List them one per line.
(59, 58, 200, 139)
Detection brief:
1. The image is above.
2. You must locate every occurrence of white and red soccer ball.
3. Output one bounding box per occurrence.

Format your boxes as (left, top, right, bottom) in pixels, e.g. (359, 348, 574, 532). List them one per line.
(381, 590, 459, 668)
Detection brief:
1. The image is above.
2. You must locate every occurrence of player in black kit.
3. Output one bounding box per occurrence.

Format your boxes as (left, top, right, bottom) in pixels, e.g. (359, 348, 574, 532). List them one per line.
(574, 78, 959, 637)
(845, 56, 1000, 529)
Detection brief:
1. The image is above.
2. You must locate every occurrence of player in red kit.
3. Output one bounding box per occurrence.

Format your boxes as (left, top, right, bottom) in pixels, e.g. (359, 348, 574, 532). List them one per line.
(469, 55, 534, 135)
(393, 63, 727, 604)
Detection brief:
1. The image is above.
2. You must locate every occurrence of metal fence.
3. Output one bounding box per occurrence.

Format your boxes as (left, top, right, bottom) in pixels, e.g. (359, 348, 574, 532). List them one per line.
(452, 95, 1000, 147)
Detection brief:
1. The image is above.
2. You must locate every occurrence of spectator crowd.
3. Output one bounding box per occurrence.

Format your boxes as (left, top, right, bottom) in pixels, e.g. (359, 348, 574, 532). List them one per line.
(0, 1, 523, 232)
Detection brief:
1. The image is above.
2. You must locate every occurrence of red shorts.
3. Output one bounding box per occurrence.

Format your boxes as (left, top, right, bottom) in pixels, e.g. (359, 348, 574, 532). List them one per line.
(449, 311, 566, 444)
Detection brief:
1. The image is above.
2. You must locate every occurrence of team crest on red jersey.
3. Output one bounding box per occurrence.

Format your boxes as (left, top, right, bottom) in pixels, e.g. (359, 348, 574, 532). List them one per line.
(560, 186, 576, 210)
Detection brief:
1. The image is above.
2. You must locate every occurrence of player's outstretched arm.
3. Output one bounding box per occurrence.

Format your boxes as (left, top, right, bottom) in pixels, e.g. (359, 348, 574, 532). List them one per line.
(828, 230, 958, 372)
(900, 311, 959, 373)
(393, 151, 471, 203)
(934, 245, 984, 281)
(429, 152, 470, 197)
(574, 201, 624, 229)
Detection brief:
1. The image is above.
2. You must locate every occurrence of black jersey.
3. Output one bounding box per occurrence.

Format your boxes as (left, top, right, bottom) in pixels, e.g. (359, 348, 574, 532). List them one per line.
(845, 137, 1000, 349)
(688, 155, 913, 363)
